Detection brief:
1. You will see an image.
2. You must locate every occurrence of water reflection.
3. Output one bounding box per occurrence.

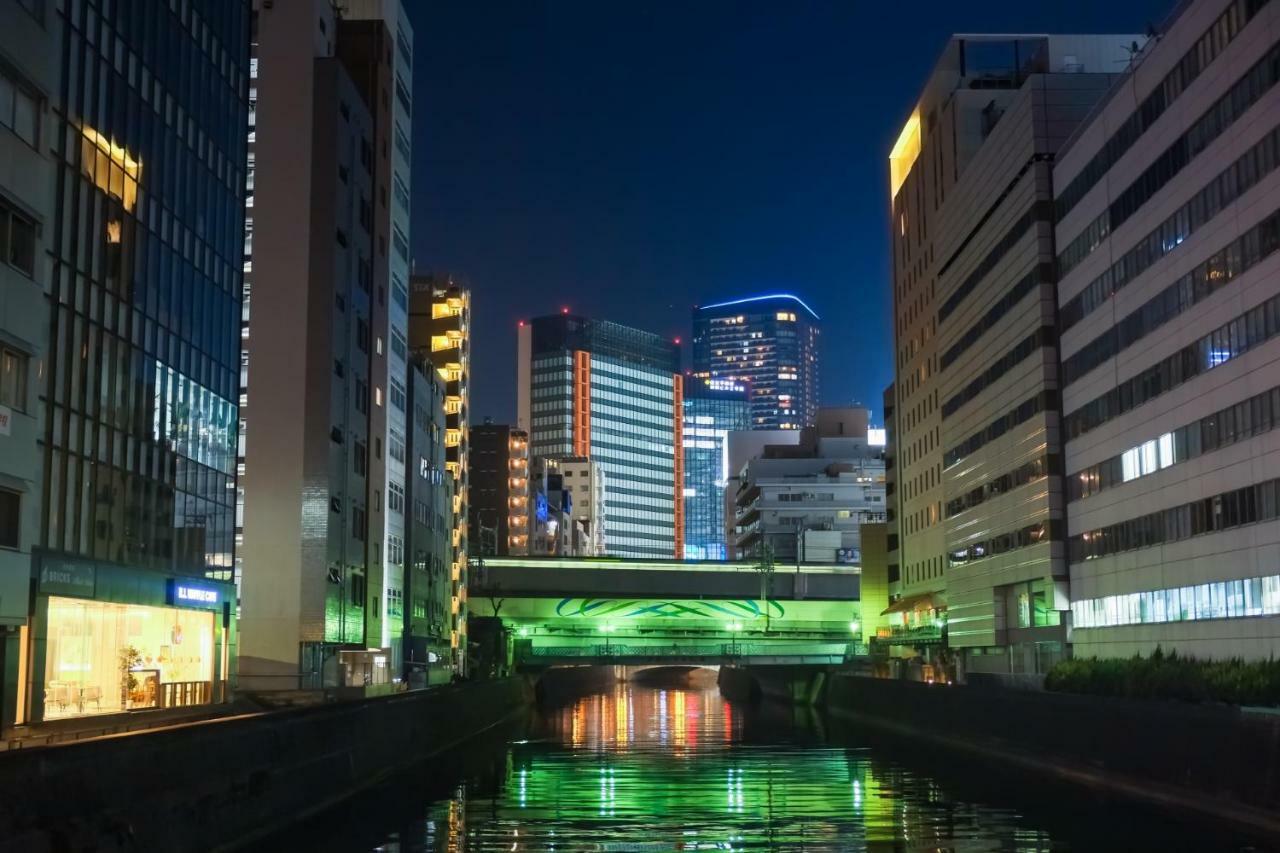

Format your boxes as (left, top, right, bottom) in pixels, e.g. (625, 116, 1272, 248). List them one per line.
(406, 682, 1064, 851)
(279, 678, 1260, 852)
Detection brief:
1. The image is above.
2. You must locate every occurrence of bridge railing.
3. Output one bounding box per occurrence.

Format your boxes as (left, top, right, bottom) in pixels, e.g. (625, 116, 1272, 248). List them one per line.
(522, 642, 860, 660)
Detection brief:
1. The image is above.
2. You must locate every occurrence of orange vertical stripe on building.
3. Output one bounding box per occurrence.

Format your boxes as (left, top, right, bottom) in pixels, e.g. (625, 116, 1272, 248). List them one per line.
(573, 350, 591, 457)
(673, 373, 684, 560)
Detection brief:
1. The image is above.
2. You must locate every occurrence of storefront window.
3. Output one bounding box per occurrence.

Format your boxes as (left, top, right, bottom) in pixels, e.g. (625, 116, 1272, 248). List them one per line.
(43, 597, 216, 719)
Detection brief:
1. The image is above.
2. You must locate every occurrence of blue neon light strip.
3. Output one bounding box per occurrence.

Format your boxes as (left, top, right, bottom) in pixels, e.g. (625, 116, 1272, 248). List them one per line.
(697, 293, 820, 320)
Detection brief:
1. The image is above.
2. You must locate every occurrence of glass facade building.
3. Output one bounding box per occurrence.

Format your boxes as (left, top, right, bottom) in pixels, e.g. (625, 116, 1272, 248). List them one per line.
(519, 315, 681, 558)
(26, 0, 250, 722)
(682, 378, 749, 561)
(691, 294, 820, 430)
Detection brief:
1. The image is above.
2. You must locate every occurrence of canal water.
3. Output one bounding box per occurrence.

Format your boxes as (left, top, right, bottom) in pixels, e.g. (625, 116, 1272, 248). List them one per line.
(277, 675, 1270, 851)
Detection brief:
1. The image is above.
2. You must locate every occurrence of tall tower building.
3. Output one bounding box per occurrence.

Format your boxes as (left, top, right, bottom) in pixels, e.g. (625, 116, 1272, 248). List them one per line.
(888, 35, 1138, 675)
(22, 0, 250, 723)
(1056, 0, 1280, 661)
(0, 0, 57, 726)
(239, 0, 412, 688)
(335, 0, 415, 671)
(691, 294, 820, 430)
(682, 378, 750, 560)
(407, 275, 469, 669)
(517, 314, 682, 558)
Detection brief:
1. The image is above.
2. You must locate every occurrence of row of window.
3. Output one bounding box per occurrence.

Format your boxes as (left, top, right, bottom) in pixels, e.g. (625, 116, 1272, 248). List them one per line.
(1061, 121, 1280, 335)
(1069, 475, 1280, 562)
(945, 390, 1056, 468)
(1072, 575, 1280, 629)
(941, 326, 1054, 419)
(945, 455, 1054, 519)
(1070, 385, 1280, 502)
(949, 520, 1062, 567)
(940, 264, 1049, 371)
(1065, 293, 1280, 440)
(1067, 197, 1280, 386)
(938, 200, 1052, 323)
(1055, 0, 1264, 221)
(1068, 29, 1280, 284)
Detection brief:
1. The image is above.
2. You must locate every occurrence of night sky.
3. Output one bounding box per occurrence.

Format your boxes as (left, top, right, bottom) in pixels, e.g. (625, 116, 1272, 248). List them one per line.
(407, 0, 1169, 426)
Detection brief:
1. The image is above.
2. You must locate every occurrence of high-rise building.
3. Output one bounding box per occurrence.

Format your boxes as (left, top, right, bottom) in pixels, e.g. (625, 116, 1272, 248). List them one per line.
(517, 314, 682, 558)
(404, 355, 452, 684)
(888, 34, 1139, 675)
(239, 0, 412, 688)
(682, 378, 750, 560)
(731, 408, 886, 563)
(21, 0, 250, 723)
(1056, 0, 1280, 661)
(407, 275, 469, 668)
(467, 422, 529, 556)
(691, 294, 821, 430)
(0, 1, 56, 726)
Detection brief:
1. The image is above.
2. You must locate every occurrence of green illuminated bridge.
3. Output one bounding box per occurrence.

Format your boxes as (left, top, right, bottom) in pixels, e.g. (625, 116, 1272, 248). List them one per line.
(468, 556, 866, 667)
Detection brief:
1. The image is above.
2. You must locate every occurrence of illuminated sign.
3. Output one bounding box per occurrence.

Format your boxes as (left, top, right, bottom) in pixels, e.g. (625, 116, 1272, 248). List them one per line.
(167, 579, 221, 607)
(868, 428, 887, 447)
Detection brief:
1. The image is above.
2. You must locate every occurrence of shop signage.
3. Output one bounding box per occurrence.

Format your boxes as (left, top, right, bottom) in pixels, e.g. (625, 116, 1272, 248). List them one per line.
(167, 579, 221, 607)
(0, 405, 11, 436)
(38, 560, 96, 597)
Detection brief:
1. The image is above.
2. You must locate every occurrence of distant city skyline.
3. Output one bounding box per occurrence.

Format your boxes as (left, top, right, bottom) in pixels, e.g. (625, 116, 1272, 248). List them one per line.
(405, 0, 1169, 426)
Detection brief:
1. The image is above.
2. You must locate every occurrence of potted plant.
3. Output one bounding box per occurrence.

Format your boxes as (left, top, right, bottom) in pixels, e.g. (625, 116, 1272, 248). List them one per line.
(118, 645, 142, 710)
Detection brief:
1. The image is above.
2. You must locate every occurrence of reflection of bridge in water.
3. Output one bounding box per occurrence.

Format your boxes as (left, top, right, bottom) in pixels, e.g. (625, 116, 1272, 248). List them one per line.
(468, 556, 865, 667)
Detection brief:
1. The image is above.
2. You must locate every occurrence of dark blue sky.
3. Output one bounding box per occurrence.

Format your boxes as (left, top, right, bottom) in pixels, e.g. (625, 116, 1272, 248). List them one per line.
(407, 0, 1169, 425)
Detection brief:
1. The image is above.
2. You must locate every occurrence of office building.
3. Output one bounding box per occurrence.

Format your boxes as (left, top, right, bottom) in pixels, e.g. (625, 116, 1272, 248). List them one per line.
(408, 275, 469, 667)
(528, 456, 587, 556)
(889, 34, 1138, 675)
(468, 422, 529, 556)
(20, 0, 250, 723)
(0, 2, 55, 725)
(732, 408, 886, 562)
(556, 456, 606, 556)
(691, 294, 821, 430)
(334, 0, 415, 672)
(1056, 0, 1280, 661)
(240, 0, 412, 688)
(517, 314, 682, 558)
(404, 356, 452, 684)
(683, 377, 750, 560)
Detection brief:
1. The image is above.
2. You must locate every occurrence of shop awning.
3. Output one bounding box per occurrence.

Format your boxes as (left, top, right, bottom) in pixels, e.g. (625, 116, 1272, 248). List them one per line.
(881, 592, 946, 615)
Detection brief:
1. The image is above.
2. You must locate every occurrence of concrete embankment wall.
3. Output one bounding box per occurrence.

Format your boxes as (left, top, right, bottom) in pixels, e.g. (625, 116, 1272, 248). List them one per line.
(0, 677, 533, 852)
(723, 666, 1280, 836)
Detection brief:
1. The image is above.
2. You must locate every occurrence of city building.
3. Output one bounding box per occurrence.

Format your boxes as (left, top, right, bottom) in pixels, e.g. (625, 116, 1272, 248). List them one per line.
(888, 34, 1139, 675)
(732, 408, 887, 563)
(404, 355, 453, 684)
(724, 429, 801, 555)
(0, 0, 55, 725)
(335, 0, 416, 676)
(239, 0, 412, 688)
(528, 456, 586, 556)
(468, 422, 529, 556)
(1056, 0, 1280, 660)
(691, 294, 821, 430)
(556, 455, 606, 556)
(407, 275, 470, 669)
(517, 313, 683, 558)
(682, 377, 750, 560)
(20, 0, 250, 723)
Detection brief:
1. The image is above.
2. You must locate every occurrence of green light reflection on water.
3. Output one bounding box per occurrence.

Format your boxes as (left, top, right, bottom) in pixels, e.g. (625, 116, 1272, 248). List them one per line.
(416, 683, 1061, 852)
